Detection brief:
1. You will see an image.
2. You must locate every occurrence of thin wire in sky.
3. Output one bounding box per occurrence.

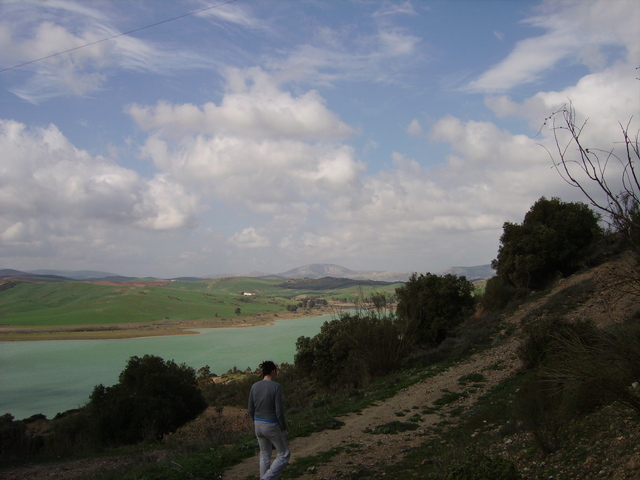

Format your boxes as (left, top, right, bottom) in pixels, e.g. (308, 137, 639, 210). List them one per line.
(0, 0, 239, 74)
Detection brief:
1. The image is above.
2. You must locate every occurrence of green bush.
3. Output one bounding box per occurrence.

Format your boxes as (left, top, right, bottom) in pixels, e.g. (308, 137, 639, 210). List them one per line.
(48, 409, 97, 455)
(201, 371, 255, 409)
(542, 320, 640, 414)
(517, 317, 598, 371)
(515, 317, 640, 453)
(492, 196, 602, 289)
(0, 413, 44, 459)
(481, 275, 519, 312)
(395, 272, 475, 345)
(295, 311, 411, 389)
(444, 452, 521, 480)
(88, 354, 207, 445)
(514, 373, 575, 453)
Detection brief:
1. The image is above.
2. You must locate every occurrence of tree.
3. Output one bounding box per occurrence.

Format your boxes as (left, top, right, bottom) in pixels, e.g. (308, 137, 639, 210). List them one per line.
(295, 308, 413, 389)
(546, 103, 639, 251)
(88, 354, 207, 445)
(492, 197, 602, 289)
(295, 317, 361, 388)
(544, 102, 640, 297)
(395, 273, 475, 346)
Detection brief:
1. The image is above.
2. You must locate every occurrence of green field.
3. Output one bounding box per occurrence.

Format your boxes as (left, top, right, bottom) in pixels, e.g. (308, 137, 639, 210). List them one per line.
(0, 277, 402, 327)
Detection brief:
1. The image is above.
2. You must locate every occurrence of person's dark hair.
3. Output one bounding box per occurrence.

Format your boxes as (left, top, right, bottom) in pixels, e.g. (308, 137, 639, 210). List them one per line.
(260, 360, 277, 377)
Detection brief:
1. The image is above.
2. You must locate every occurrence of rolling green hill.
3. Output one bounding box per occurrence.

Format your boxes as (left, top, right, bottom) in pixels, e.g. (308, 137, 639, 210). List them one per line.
(0, 277, 401, 328)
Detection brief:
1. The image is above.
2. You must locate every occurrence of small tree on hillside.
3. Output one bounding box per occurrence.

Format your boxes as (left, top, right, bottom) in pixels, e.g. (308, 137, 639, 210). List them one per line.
(492, 197, 602, 289)
(395, 273, 475, 346)
(88, 354, 207, 445)
(295, 295, 413, 389)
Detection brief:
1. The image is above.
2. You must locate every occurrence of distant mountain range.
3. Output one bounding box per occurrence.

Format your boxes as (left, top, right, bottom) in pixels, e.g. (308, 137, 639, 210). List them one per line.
(0, 269, 137, 283)
(0, 263, 495, 284)
(26, 269, 123, 280)
(214, 263, 494, 282)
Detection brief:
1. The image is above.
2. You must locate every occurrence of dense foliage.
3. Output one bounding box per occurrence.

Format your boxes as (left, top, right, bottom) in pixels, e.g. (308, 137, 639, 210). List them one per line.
(492, 196, 602, 289)
(481, 274, 520, 312)
(0, 413, 43, 458)
(395, 272, 475, 345)
(294, 311, 411, 389)
(87, 354, 207, 445)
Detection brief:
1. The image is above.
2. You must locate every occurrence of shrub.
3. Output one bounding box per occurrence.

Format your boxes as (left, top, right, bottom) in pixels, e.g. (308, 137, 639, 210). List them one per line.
(515, 317, 640, 453)
(201, 372, 255, 409)
(395, 272, 475, 346)
(481, 275, 519, 312)
(0, 413, 44, 459)
(87, 354, 207, 445)
(295, 311, 412, 389)
(492, 197, 602, 289)
(517, 317, 597, 371)
(514, 373, 576, 453)
(543, 321, 640, 414)
(48, 410, 96, 456)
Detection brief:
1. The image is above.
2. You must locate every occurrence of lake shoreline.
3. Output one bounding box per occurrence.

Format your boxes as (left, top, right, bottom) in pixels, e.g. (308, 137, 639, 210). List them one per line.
(0, 307, 345, 342)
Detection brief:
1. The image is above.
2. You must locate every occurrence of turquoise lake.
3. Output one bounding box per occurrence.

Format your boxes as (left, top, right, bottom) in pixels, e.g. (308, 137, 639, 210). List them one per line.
(0, 314, 332, 420)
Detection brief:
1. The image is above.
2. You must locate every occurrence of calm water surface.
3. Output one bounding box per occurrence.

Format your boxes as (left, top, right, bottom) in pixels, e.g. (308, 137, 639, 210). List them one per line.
(0, 314, 332, 420)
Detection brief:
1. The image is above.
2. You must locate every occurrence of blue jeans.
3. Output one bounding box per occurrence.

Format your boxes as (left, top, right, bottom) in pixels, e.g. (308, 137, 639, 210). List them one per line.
(254, 420, 290, 480)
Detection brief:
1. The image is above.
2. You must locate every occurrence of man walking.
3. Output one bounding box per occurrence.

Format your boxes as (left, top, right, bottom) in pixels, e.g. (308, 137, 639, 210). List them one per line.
(248, 361, 290, 480)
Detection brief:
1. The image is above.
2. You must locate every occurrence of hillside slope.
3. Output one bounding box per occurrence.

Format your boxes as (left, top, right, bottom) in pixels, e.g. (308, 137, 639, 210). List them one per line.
(223, 253, 638, 479)
(2, 254, 638, 480)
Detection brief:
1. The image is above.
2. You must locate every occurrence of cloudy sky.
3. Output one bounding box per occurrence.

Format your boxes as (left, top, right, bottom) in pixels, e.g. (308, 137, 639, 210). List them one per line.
(0, 0, 638, 278)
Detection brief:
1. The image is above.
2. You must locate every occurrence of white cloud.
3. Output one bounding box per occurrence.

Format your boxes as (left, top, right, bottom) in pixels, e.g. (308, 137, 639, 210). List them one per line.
(131, 69, 364, 215)
(229, 227, 270, 249)
(465, 0, 640, 93)
(196, 2, 268, 31)
(485, 63, 640, 144)
(0, 119, 199, 233)
(123, 60, 607, 272)
(266, 22, 423, 86)
(406, 118, 423, 136)
(378, 30, 420, 56)
(0, 2, 214, 103)
(128, 67, 355, 140)
(373, 2, 417, 17)
(0, 221, 28, 243)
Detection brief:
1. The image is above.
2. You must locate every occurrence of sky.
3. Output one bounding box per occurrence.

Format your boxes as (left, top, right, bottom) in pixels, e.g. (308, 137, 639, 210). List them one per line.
(0, 0, 638, 278)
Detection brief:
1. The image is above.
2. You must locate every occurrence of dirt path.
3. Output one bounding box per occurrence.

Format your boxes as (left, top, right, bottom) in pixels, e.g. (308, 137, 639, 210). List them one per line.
(223, 335, 522, 480)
